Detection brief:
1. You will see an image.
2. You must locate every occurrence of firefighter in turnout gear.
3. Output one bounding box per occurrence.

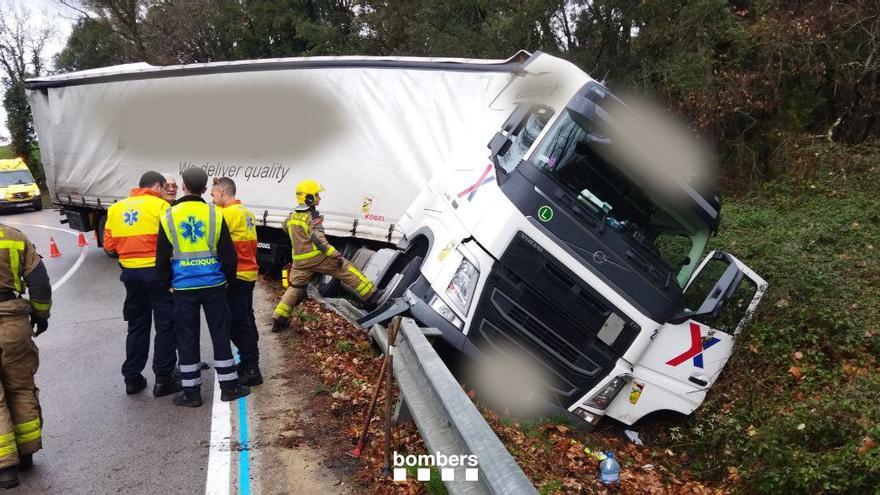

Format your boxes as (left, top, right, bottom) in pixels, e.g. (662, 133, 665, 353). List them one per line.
(103, 171, 180, 397)
(211, 177, 262, 387)
(272, 180, 378, 332)
(0, 224, 51, 488)
(156, 167, 250, 407)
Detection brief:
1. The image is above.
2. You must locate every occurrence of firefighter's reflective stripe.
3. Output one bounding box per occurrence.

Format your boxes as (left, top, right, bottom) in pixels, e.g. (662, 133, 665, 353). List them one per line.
(221, 201, 258, 282)
(30, 300, 50, 312)
(160, 202, 225, 290)
(274, 302, 292, 318)
(13, 418, 40, 444)
(293, 248, 321, 261)
(0, 240, 25, 292)
(347, 265, 373, 297)
(0, 432, 15, 457)
(104, 189, 169, 268)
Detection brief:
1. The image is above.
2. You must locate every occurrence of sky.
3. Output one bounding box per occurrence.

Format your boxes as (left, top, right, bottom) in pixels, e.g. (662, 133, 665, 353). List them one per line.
(0, 0, 77, 142)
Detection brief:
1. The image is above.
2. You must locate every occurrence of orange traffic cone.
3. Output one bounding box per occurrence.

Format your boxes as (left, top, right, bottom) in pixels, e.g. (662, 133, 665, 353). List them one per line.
(77, 232, 89, 247)
(49, 237, 61, 257)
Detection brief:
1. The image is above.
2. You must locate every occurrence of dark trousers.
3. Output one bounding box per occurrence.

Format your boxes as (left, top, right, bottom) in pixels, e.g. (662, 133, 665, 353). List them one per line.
(228, 279, 259, 368)
(173, 285, 239, 394)
(120, 267, 177, 381)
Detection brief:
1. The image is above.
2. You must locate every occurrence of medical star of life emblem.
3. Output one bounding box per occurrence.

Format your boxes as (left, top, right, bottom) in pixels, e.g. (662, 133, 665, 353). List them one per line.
(123, 209, 139, 226)
(246, 216, 255, 231)
(179, 216, 206, 244)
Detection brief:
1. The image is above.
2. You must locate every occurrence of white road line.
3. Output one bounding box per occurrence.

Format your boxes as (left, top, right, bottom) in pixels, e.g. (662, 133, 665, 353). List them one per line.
(5, 222, 89, 292)
(205, 377, 232, 495)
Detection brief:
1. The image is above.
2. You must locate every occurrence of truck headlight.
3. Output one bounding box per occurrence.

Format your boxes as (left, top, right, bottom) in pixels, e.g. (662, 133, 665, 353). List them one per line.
(429, 295, 463, 329)
(446, 256, 479, 313)
(584, 377, 626, 410)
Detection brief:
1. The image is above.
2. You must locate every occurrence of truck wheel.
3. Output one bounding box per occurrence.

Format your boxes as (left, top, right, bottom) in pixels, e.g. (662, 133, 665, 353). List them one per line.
(383, 255, 423, 301)
(32, 199, 42, 211)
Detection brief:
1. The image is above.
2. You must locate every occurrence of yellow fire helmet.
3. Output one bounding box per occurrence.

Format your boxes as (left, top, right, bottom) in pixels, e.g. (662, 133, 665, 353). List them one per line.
(295, 179, 324, 206)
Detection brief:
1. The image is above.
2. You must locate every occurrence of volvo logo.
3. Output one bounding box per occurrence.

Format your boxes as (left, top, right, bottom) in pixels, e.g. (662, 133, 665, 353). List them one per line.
(593, 251, 607, 264)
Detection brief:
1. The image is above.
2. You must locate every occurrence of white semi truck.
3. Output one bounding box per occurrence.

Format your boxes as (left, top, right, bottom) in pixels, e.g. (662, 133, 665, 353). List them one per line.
(26, 51, 766, 428)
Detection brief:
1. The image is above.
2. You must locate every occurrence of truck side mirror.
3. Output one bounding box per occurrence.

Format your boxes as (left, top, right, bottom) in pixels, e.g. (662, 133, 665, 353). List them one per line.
(670, 253, 744, 325)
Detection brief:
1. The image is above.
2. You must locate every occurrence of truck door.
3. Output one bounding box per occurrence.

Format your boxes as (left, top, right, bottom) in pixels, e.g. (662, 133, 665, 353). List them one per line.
(606, 251, 767, 424)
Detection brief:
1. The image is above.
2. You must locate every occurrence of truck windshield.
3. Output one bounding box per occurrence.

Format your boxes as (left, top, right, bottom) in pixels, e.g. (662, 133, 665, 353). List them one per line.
(528, 111, 709, 287)
(0, 171, 34, 187)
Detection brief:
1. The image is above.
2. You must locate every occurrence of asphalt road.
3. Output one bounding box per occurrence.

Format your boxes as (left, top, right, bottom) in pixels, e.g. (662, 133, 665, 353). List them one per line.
(1, 208, 225, 494)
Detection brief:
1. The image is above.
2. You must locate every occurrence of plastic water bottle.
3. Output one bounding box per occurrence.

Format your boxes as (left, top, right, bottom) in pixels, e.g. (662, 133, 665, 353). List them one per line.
(599, 450, 621, 486)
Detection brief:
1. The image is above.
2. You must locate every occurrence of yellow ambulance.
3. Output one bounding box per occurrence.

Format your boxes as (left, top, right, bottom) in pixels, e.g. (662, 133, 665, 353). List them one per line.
(0, 158, 42, 211)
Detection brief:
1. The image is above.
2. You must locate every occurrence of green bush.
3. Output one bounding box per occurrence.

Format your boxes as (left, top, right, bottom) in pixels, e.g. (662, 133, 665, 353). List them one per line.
(677, 140, 880, 493)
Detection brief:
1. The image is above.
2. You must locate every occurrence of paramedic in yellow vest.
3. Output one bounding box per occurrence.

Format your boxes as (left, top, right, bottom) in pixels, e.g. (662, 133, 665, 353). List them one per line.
(272, 179, 378, 332)
(0, 223, 51, 488)
(156, 167, 249, 407)
(103, 171, 180, 397)
(210, 177, 262, 387)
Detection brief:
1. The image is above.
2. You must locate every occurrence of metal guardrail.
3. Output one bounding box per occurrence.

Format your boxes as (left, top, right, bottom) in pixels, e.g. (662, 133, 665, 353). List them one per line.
(371, 318, 537, 495)
(315, 294, 537, 495)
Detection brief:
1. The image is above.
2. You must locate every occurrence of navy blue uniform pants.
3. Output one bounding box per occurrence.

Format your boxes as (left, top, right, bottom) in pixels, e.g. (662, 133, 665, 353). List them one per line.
(120, 267, 177, 381)
(228, 279, 259, 368)
(173, 285, 239, 395)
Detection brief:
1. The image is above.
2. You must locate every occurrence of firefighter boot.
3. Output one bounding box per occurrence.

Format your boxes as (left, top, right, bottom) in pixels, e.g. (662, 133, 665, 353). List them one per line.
(365, 288, 386, 309)
(237, 364, 263, 387)
(220, 384, 251, 402)
(18, 454, 32, 472)
(153, 375, 183, 397)
(271, 317, 288, 333)
(0, 467, 18, 489)
(172, 391, 203, 408)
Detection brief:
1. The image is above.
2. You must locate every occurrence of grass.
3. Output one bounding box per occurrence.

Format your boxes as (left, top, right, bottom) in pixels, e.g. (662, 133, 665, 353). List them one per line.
(0, 145, 13, 160)
(674, 139, 880, 493)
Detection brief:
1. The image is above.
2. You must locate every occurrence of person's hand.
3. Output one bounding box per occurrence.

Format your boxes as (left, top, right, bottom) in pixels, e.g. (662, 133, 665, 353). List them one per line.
(31, 316, 48, 337)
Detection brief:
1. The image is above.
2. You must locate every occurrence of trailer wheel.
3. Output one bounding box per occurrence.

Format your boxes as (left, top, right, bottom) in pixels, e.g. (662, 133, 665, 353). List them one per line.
(97, 214, 113, 255)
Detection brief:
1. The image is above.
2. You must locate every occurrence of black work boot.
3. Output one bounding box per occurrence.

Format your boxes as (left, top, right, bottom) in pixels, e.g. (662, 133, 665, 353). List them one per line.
(220, 384, 251, 402)
(17, 454, 32, 472)
(271, 317, 288, 333)
(0, 466, 19, 489)
(125, 375, 147, 395)
(172, 391, 203, 408)
(237, 365, 263, 387)
(153, 375, 183, 397)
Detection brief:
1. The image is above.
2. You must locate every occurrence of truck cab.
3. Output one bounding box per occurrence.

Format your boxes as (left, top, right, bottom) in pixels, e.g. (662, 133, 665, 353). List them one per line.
(0, 158, 42, 211)
(358, 53, 767, 428)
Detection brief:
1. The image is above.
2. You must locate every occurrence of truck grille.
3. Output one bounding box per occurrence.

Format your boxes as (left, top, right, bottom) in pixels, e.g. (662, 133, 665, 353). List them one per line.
(468, 232, 640, 406)
(11, 193, 28, 199)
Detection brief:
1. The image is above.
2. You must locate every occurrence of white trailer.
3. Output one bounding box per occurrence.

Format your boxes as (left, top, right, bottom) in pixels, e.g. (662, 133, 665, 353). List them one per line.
(26, 54, 527, 248)
(27, 52, 767, 429)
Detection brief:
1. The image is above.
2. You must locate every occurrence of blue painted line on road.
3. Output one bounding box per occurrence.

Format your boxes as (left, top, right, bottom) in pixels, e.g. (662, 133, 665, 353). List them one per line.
(234, 350, 252, 495)
(238, 396, 251, 495)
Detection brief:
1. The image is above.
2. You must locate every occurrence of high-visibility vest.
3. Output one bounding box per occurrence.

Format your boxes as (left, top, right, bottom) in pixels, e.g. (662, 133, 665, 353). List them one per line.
(220, 200, 258, 282)
(159, 200, 224, 290)
(104, 189, 169, 269)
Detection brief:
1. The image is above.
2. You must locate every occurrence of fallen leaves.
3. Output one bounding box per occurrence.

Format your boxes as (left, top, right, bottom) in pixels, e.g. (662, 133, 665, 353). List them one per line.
(277, 294, 729, 494)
